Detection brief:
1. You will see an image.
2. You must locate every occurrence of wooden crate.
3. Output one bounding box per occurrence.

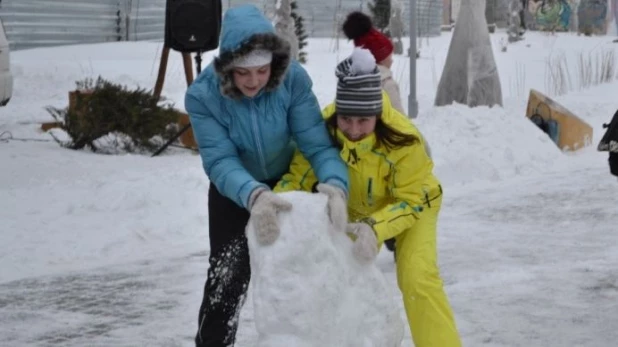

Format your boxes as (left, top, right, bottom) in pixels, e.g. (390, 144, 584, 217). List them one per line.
(176, 111, 197, 149)
(40, 90, 93, 132)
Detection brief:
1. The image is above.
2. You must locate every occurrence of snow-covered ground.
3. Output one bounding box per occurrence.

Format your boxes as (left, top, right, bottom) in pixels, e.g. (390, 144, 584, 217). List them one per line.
(1, 30, 618, 346)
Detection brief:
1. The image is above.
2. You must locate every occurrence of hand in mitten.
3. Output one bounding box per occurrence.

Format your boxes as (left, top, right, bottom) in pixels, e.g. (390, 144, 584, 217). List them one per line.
(248, 188, 292, 245)
(347, 222, 379, 263)
(316, 183, 348, 232)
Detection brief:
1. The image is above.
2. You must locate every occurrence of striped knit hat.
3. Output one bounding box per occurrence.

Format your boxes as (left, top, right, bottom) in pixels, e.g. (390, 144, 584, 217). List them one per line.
(335, 47, 383, 117)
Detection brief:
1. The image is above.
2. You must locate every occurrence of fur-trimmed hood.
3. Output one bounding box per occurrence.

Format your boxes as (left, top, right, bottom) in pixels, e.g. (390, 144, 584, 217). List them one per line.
(213, 5, 291, 99)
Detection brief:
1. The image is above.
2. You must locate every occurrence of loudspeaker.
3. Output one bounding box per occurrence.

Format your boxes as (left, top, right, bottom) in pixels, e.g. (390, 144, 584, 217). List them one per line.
(165, 0, 222, 53)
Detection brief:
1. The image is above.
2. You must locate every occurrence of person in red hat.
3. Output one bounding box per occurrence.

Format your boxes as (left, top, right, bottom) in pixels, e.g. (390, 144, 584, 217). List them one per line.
(343, 11, 404, 115)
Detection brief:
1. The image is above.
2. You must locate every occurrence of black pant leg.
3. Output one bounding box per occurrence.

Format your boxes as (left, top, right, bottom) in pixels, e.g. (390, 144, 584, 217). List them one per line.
(195, 183, 251, 347)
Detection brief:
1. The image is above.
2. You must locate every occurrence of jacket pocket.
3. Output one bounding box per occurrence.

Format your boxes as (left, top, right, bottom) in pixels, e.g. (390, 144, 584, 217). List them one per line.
(422, 184, 443, 208)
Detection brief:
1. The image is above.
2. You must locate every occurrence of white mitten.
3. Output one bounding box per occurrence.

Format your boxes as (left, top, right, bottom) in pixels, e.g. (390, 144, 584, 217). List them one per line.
(249, 189, 293, 246)
(347, 223, 379, 263)
(316, 183, 348, 233)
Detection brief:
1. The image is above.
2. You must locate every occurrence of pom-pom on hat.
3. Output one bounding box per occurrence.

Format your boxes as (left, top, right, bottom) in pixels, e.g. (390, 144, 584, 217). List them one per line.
(335, 48, 383, 117)
(342, 11, 394, 63)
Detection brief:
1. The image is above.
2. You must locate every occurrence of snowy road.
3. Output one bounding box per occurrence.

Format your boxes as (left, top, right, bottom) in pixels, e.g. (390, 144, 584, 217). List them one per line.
(0, 251, 206, 347)
(2, 165, 616, 347)
(440, 166, 618, 347)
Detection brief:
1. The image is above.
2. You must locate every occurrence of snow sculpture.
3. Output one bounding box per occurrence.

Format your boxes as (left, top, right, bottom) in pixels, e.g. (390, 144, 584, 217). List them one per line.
(246, 191, 404, 347)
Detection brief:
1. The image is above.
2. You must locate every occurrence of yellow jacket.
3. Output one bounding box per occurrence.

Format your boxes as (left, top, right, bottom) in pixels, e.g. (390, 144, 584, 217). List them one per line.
(275, 93, 442, 243)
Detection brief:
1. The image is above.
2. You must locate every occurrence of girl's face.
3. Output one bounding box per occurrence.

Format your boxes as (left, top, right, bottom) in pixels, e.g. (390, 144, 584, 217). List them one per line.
(336, 115, 377, 142)
(232, 64, 271, 97)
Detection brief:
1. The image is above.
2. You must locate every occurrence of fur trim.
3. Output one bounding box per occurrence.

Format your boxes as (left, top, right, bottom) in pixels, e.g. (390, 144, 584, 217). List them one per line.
(214, 33, 291, 99)
(342, 11, 373, 40)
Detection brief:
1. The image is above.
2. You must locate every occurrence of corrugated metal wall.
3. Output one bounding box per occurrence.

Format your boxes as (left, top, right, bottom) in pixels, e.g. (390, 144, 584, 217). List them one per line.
(125, 0, 166, 42)
(286, 0, 443, 38)
(0, 0, 165, 50)
(0, 0, 446, 51)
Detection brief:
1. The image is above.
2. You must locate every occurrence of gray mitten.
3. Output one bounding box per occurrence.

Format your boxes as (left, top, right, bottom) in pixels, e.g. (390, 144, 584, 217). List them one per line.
(347, 223, 379, 263)
(249, 189, 292, 246)
(316, 183, 348, 233)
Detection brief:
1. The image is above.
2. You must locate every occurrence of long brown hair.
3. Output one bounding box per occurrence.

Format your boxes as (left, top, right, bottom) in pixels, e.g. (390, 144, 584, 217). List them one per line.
(326, 113, 420, 151)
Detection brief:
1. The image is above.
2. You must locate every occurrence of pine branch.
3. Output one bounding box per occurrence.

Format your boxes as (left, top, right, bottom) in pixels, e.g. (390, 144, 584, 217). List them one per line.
(44, 76, 181, 154)
(291, 1, 308, 63)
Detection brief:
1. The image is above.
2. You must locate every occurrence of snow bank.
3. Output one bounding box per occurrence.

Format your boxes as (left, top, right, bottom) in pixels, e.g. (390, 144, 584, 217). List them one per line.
(246, 191, 404, 347)
(414, 103, 570, 187)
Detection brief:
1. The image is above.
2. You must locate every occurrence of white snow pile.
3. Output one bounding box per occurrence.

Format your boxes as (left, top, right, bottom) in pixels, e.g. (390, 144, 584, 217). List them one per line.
(414, 103, 571, 186)
(246, 191, 404, 347)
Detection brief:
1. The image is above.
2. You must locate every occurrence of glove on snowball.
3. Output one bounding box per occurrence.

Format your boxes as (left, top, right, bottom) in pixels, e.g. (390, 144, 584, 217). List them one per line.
(248, 188, 292, 245)
(347, 222, 379, 263)
(316, 183, 348, 233)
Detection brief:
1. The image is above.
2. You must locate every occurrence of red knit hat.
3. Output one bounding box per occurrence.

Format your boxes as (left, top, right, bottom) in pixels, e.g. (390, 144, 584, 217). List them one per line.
(342, 12, 394, 63)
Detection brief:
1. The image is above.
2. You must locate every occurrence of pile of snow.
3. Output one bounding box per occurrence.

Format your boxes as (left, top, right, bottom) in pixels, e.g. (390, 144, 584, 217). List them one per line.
(246, 191, 404, 347)
(414, 103, 570, 187)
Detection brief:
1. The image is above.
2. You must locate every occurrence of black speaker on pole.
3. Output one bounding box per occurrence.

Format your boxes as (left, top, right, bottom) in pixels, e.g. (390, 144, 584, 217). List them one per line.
(153, 0, 222, 157)
(164, 0, 222, 53)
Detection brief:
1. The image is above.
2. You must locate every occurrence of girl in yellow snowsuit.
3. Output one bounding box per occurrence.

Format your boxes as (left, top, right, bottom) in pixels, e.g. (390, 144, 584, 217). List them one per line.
(274, 48, 462, 347)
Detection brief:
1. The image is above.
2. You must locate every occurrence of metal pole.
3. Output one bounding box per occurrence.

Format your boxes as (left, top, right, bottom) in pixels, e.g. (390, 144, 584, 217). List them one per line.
(408, 0, 418, 119)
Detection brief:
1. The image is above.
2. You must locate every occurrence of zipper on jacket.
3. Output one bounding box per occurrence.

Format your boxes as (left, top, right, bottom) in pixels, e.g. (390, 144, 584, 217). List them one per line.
(250, 100, 269, 178)
(367, 178, 374, 206)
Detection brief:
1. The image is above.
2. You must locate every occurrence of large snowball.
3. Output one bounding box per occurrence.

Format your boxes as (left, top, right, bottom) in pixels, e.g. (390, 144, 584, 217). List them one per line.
(247, 191, 404, 347)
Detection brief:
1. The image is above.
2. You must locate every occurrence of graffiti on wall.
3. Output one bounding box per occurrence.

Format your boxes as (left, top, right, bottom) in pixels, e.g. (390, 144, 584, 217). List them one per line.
(578, 0, 609, 35)
(527, 0, 575, 32)
(524, 0, 611, 34)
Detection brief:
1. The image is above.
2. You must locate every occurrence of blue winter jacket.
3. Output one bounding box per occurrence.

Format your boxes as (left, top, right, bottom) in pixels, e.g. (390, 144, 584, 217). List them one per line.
(184, 4, 348, 209)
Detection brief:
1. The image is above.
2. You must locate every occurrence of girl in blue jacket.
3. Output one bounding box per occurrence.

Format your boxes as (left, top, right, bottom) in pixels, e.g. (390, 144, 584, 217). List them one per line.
(184, 4, 349, 346)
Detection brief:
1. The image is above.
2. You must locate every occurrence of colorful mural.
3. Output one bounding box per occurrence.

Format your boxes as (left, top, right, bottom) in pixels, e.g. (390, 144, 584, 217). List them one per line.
(578, 0, 609, 35)
(523, 0, 611, 34)
(527, 0, 575, 32)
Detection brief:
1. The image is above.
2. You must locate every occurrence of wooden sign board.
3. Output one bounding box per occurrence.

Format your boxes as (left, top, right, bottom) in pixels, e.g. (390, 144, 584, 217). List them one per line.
(525, 89, 593, 152)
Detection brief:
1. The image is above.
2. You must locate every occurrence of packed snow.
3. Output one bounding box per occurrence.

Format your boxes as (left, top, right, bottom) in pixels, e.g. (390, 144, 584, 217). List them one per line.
(247, 191, 404, 347)
(1, 29, 618, 347)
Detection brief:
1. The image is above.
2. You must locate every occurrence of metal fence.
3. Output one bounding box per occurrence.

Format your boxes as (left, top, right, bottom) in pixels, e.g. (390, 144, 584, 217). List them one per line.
(0, 0, 166, 50)
(416, 0, 443, 36)
(0, 0, 462, 51)
(280, 0, 445, 38)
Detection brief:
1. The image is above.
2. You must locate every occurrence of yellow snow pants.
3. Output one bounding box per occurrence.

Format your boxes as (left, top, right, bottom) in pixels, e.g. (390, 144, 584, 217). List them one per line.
(394, 195, 462, 347)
